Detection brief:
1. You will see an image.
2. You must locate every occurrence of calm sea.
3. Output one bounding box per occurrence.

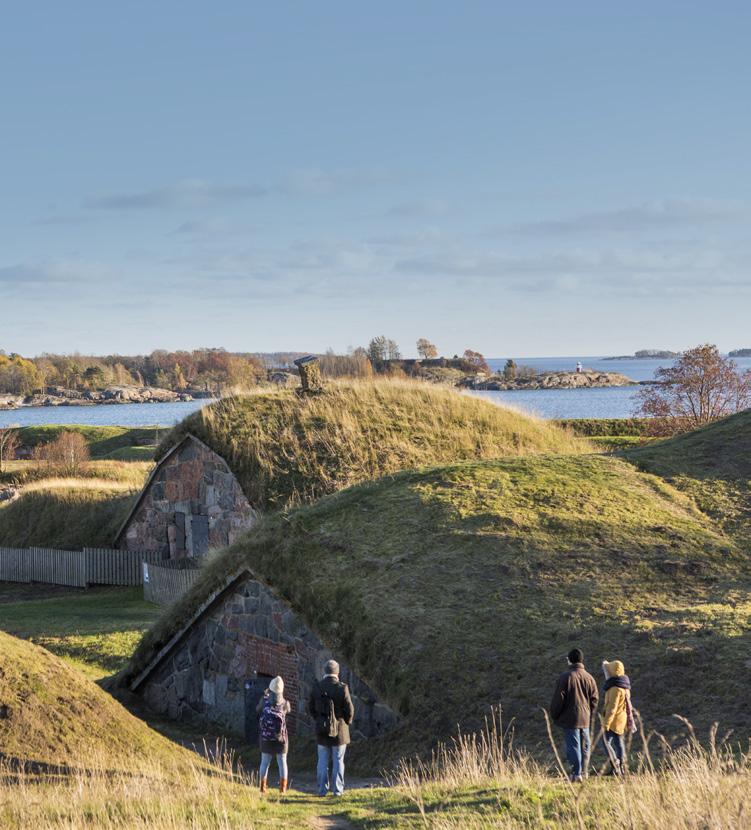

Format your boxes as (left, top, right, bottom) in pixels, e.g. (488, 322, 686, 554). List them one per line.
(1, 356, 749, 425)
(478, 355, 751, 419)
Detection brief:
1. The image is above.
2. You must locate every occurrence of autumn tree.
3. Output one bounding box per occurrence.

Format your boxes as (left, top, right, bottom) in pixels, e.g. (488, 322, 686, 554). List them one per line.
(416, 338, 438, 360)
(0, 426, 19, 473)
(36, 431, 91, 476)
(503, 359, 517, 380)
(635, 344, 751, 434)
(463, 349, 490, 374)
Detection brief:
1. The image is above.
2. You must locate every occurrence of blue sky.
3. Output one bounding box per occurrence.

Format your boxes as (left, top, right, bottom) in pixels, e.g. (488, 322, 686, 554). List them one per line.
(2, 2, 750, 357)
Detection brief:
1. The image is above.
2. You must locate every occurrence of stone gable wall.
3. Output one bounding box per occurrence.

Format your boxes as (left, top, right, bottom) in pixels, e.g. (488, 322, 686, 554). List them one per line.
(141, 575, 397, 740)
(120, 438, 255, 558)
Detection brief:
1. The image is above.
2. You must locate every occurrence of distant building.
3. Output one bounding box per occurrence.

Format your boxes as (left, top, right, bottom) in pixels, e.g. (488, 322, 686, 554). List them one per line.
(115, 434, 255, 558)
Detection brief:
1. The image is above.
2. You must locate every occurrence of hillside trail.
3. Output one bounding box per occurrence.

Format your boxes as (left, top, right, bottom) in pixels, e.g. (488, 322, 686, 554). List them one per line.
(308, 816, 356, 830)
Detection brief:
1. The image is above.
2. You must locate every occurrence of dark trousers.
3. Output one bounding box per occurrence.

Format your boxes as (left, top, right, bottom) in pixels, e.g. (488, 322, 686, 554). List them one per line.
(604, 730, 625, 770)
(563, 727, 590, 777)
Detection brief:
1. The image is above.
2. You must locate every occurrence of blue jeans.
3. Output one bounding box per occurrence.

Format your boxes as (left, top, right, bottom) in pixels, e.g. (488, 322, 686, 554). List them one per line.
(604, 730, 625, 769)
(317, 744, 347, 795)
(564, 727, 590, 777)
(259, 752, 288, 781)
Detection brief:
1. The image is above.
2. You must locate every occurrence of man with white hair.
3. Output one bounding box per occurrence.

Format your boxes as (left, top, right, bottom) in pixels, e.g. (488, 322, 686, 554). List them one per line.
(308, 659, 355, 796)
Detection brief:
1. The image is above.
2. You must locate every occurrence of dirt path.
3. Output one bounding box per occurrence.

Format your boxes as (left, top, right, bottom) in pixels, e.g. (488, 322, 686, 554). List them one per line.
(309, 816, 357, 830)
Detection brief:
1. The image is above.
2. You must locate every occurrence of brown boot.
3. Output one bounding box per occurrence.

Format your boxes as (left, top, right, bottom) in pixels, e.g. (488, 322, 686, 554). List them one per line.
(279, 778, 288, 794)
(259, 777, 268, 794)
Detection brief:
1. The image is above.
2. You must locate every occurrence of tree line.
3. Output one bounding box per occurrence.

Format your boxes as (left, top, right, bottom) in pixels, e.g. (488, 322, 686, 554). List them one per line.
(0, 349, 267, 396)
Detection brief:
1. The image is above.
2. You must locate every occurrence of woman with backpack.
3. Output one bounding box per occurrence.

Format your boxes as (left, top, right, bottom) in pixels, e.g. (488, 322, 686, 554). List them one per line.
(256, 675, 291, 794)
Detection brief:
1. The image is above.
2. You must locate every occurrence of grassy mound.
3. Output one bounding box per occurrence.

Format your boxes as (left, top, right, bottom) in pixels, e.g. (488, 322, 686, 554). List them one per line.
(0, 631, 193, 770)
(158, 379, 585, 511)
(128, 454, 747, 760)
(625, 409, 751, 480)
(0, 484, 137, 548)
(18, 425, 162, 459)
(625, 410, 751, 541)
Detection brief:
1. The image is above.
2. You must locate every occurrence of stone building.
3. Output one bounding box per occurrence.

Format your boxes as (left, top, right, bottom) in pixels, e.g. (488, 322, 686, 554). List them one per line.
(115, 434, 255, 559)
(129, 569, 397, 741)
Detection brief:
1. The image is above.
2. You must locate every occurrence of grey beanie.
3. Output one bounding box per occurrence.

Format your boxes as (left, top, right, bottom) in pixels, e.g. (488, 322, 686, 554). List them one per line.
(324, 659, 340, 676)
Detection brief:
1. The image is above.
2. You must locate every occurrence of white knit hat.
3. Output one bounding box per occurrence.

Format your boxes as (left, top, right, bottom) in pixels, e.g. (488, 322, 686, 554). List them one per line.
(269, 676, 284, 694)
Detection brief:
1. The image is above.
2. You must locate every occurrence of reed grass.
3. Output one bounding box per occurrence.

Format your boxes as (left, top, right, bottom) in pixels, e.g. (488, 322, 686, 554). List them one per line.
(389, 708, 751, 829)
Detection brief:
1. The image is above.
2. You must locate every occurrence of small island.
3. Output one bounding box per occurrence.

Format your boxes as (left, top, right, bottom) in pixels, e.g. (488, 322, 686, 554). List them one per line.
(729, 348, 751, 357)
(604, 349, 681, 361)
(459, 369, 637, 391)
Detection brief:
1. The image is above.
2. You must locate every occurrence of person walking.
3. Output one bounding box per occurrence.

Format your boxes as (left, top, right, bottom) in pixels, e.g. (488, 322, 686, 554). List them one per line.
(308, 659, 355, 797)
(550, 648, 599, 782)
(256, 676, 291, 794)
(601, 659, 635, 775)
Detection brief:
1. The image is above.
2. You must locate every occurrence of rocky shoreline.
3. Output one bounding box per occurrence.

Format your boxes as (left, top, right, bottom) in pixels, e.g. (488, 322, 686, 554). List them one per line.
(0, 385, 212, 410)
(459, 370, 639, 391)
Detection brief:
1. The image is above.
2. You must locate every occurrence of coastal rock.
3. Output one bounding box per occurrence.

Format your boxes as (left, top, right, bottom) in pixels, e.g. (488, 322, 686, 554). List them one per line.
(460, 370, 636, 391)
(0, 385, 192, 409)
(0, 394, 24, 409)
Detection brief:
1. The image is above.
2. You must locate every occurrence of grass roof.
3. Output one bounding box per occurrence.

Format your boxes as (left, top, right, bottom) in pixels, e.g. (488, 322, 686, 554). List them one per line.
(156, 379, 586, 511)
(126, 452, 748, 762)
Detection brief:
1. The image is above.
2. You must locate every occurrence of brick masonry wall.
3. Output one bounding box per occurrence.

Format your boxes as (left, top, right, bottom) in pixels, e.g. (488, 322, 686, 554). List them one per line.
(120, 437, 256, 558)
(141, 575, 397, 741)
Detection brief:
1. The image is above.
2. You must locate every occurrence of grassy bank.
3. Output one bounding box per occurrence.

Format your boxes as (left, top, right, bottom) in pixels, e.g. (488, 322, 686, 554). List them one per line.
(159, 379, 586, 511)
(127, 452, 748, 763)
(0, 461, 149, 548)
(625, 409, 751, 543)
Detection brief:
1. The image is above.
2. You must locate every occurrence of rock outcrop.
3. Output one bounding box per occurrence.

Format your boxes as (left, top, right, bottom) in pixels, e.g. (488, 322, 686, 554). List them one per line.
(0, 385, 197, 409)
(460, 370, 637, 391)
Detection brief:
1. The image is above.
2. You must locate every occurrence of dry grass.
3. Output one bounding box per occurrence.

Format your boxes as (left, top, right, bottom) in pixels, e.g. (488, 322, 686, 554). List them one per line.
(388, 709, 751, 829)
(0, 746, 306, 829)
(159, 378, 587, 511)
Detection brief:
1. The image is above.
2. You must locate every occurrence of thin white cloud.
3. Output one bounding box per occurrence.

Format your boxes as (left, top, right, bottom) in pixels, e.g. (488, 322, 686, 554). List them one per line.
(386, 198, 450, 218)
(85, 179, 267, 210)
(491, 199, 744, 237)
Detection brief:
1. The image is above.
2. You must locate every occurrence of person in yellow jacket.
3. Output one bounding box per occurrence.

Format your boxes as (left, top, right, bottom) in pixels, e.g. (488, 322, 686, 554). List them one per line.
(601, 659, 634, 775)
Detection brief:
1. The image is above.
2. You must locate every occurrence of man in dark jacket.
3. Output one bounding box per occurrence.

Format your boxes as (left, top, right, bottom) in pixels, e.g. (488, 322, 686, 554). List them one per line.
(308, 659, 355, 796)
(550, 648, 599, 782)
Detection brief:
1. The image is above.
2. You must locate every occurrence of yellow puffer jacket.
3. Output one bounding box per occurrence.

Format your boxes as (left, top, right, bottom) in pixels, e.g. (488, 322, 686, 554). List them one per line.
(602, 660, 629, 735)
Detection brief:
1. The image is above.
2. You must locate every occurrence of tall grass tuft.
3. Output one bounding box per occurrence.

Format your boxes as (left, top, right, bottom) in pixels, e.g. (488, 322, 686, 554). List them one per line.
(392, 708, 751, 829)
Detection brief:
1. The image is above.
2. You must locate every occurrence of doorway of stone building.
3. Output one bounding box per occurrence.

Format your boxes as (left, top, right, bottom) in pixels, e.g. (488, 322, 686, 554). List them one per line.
(244, 672, 273, 744)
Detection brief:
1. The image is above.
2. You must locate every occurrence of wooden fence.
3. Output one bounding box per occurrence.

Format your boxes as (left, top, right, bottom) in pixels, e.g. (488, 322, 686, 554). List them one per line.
(0, 546, 163, 588)
(143, 560, 202, 606)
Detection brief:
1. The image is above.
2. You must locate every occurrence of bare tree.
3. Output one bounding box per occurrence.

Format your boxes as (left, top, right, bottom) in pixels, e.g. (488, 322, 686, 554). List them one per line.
(36, 431, 91, 476)
(386, 339, 401, 360)
(0, 426, 20, 473)
(416, 338, 438, 360)
(463, 349, 490, 374)
(635, 344, 751, 434)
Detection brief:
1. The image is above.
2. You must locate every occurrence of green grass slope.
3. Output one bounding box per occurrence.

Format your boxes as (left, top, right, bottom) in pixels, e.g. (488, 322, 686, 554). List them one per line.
(0, 486, 137, 548)
(128, 454, 748, 761)
(158, 379, 586, 511)
(625, 409, 751, 541)
(0, 631, 195, 770)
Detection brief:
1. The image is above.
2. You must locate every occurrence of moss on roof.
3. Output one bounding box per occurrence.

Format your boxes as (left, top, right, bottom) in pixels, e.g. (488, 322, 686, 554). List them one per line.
(126, 453, 748, 762)
(156, 379, 586, 511)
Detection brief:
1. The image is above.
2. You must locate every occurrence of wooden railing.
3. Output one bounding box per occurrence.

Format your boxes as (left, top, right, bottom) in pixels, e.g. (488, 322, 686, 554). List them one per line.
(0, 546, 163, 588)
(142, 559, 202, 606)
